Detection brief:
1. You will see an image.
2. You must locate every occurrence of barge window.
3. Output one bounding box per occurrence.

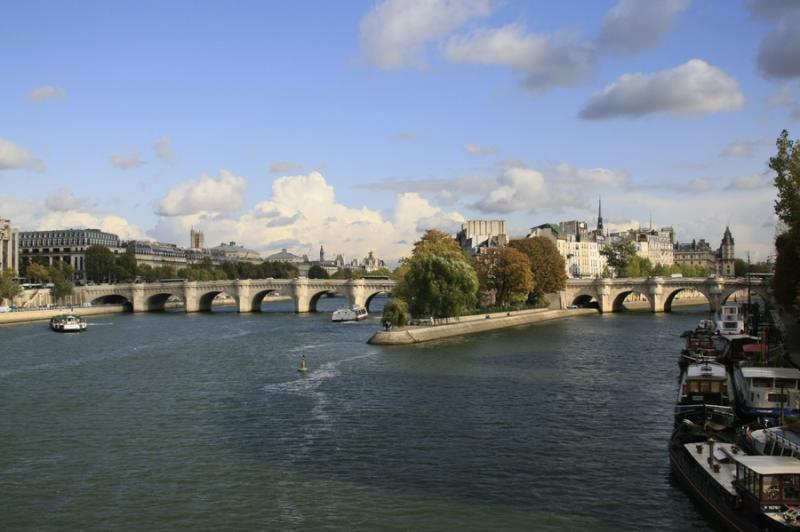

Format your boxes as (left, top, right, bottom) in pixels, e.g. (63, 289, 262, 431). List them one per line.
(762, 475, 781, 500)
(767, 393, 789, 403)
(776, 379, 798, 390)
(752, 378, 774, 388)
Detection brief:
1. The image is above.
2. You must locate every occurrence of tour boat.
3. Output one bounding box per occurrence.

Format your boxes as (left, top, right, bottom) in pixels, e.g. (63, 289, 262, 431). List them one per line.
(716, 303, 747, 336)
(733, 366, 800, 423)
(670, 424, 800, 531)
(49, 314, 87, 332)
(331, 304, 368, 322)
(675, 360, 735, 429)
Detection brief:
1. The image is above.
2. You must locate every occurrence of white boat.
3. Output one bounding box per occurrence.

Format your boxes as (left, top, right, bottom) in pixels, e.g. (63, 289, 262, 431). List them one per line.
(716, 303, 746, 336)
(675, 361, 735, 428)
(49, 314, 87, 332)
(331, 304, 368, 322)
(733, 366, 800, 422)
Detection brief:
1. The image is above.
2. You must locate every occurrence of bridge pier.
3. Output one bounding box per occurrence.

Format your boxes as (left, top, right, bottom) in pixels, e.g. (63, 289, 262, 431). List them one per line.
(184, 282, 200, 313)
(597, 281, 613, 313)
(648, 281, 665, 313)
(234, 280, 252, 313)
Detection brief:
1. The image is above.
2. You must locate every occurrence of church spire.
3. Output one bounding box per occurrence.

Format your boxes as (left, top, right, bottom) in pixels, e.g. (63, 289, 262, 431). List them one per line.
(597, 197, 604, 233)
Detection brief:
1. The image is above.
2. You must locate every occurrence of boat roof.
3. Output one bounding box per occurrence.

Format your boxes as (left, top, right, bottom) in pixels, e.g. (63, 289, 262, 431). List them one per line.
(686, 363, 727, 379)
(739, 366, 800, 379)
(734, 455, 800, 475)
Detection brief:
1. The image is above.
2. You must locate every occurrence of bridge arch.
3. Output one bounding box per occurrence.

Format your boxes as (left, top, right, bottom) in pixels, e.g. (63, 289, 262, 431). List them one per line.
(249, 289, 282, 312)
(721, 286, 770, 308)
(90, 294, 133, 310)
(197, 290, 239, 312)
(364, 290, 392, 312)
(571, 293, 599, 309)
(307, 288, 337, 313)
(611, 289, 653, 312)
(145, 292, 184, 312)
(663, 287, 711, 312)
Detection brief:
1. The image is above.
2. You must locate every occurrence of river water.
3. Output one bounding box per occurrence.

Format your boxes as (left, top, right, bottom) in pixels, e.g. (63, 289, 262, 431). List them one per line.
(0, 297, 714, 531)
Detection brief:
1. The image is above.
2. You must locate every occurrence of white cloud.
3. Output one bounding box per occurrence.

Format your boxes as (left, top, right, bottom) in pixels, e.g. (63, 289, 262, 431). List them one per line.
(45, 188, 89, 212)
(579, 59, 745, 119)
(474, 166, 548, 213)
(598, 0, 690, 55)
(153, 171, 464, 263)
(464, 143, 499, 156)
(725, 173, 772, 190)
(444, 23, 595, 93)
(153, 136, 175, 164)
(269, 161, 303, 173)
(0, 192, 145, 240)
(721, 140, 761, 158)
(0, 138, 44, 171)
(156, 169, 247, 217)
(27, 85, 66, 102)
(111, 151, 146, 170)
(359, 0, 493, 69)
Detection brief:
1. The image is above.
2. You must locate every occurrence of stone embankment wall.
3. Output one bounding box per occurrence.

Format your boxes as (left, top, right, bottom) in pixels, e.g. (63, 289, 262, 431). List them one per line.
(0, 305, 127, 325)
(368, 308, 596, 345)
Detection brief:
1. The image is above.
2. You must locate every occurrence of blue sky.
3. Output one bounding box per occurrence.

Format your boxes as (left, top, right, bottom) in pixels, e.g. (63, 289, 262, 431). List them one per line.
(2, 0, 799, 262)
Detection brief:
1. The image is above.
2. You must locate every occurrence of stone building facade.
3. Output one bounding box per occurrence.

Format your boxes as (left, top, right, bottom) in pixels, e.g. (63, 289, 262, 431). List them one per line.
(1, 218, 19, 273)
(19, 228, 122, 278)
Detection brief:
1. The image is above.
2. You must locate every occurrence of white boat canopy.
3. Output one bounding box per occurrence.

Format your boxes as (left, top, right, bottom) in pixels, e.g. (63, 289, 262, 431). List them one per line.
(734, 455, 800, 475)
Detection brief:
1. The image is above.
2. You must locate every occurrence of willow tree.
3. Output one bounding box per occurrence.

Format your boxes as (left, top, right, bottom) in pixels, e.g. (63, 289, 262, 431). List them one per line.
(395, 229, 478, 318)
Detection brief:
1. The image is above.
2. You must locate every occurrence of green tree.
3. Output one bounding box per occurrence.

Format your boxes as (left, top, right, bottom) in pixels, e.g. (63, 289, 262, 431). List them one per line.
(48, 265, 73, 302)
(395, 230, 478, 318)
(625, 255, 652, 278)
(308, 265, 330, 279)
(85, 245, 116, 283)
(473, 246, 533, 307)
(27, 262, 50, 284)
(508, 237, 567, 301)
(382, 299, 410, 326)
(0, 270, 21, 304)
(331, 268, 354, 280)
(771, 130, 800, 311)
(115, 251, 137, 281)
(600, 237, 637, 278)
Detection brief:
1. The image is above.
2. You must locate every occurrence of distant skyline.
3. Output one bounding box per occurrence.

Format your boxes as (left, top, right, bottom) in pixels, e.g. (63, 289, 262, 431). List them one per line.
(2, 0, 799, 262)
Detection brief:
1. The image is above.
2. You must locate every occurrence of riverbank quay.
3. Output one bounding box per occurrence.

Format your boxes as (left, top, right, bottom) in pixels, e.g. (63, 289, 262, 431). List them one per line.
(0, 305, 127, 325)
(368, 307, 596, 345)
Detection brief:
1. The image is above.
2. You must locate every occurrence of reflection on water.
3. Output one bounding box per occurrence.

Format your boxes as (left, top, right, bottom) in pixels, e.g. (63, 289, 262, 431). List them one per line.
(0, 299, 712, 531)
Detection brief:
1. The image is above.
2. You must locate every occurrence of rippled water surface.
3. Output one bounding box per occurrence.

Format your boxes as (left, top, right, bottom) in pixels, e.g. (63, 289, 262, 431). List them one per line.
(0, 298, 713, 531)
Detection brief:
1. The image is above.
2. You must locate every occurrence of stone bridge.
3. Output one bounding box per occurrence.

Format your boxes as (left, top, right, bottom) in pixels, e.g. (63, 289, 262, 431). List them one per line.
(560, 277, 770, 313)
(75, 278, 395, 313)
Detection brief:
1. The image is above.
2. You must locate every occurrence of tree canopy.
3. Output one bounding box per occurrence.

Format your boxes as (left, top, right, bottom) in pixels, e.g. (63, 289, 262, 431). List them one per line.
(508, 237, 567, 301)
(0, 271, 21, 304)
(395, 229, 478, 318)
(308, 264, 330, 279)
(600, 237, 637, 277)
(473, 246, 533, 307)
(85, 245, 116, 283)
(770, 130, 800, 311)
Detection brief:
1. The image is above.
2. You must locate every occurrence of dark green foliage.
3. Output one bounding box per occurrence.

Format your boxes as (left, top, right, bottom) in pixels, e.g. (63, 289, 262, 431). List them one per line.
(308, 265, 330, 279)
(600, 237, 637, 277)
(382, 299, 410, 326)
(0, 270, 21, 303)
(770, 130, 800, 311)
(85, 245, 117, 283)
